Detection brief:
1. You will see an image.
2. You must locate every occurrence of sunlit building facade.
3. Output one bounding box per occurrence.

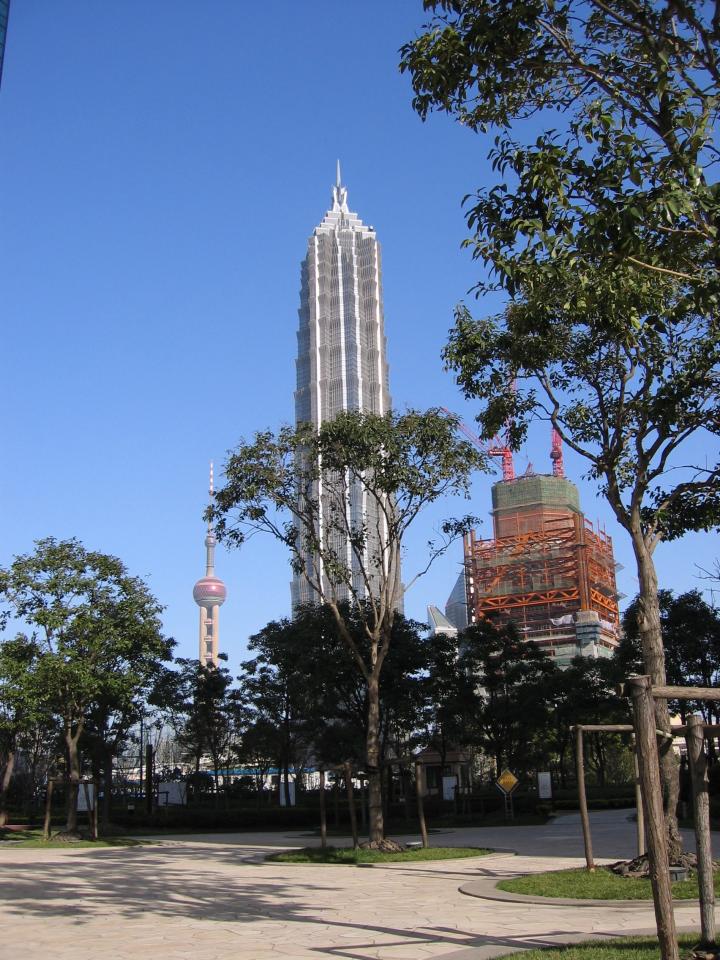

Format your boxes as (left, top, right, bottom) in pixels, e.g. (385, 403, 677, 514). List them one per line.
(292, 167, 396, 608)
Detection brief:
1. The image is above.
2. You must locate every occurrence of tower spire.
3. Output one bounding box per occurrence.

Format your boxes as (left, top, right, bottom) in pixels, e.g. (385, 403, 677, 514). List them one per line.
(205, 460, 216, 574)
(331, 159, 348, 212)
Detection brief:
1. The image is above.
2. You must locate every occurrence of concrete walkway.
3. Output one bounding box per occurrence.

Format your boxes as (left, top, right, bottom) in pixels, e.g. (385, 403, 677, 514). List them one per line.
(0, 809, 711, 960)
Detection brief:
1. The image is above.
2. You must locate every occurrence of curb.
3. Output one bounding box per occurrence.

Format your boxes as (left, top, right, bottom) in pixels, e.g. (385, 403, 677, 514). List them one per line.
(459, 876, 705, 908)
(437, 925, 703, 960)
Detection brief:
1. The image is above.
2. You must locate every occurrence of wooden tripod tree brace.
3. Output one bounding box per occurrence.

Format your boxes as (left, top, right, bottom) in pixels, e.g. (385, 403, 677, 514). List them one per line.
(628, 676, 679, 960)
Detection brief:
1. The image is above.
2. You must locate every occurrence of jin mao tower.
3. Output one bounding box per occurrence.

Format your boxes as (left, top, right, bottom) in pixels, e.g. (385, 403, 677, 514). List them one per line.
(292, 165, 395, 608)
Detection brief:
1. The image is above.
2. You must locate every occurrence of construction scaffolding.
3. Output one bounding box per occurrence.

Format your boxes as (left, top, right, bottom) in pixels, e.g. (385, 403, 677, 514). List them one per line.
(464, 474, 620, 662)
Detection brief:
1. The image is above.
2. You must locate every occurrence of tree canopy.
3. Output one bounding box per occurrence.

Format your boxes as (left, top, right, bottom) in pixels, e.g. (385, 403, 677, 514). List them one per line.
(400, 0, 720, 307)
(212, 408, 487, 843)
(0, 538, 172, 833)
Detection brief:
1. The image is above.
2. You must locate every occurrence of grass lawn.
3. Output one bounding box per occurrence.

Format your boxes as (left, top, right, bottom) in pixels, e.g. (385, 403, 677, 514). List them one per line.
(0, 827, 145, 848)
(267, 845, 492, 865)
(493, 934, 700, 960)
(498, 866, 717, 900)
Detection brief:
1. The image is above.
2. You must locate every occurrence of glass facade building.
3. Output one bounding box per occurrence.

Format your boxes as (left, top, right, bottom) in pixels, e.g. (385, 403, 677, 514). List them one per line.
(292, 170, 396, 608)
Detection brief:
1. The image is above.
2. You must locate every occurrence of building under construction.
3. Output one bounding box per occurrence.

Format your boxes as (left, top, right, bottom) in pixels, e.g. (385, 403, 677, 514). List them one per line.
(452, 436, 620, 664)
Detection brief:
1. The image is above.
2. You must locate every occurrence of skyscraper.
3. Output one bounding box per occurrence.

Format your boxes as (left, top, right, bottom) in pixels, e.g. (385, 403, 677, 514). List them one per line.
(193, 463, 227, 666)
(292, 165, 394, 608)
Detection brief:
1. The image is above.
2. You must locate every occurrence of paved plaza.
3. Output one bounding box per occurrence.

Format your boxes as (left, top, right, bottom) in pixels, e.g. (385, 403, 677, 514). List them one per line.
(0, 809, 711, 960)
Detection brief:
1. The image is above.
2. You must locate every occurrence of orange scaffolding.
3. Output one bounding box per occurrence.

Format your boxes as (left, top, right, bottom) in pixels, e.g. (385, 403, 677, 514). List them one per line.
(464, 509, 620, 650)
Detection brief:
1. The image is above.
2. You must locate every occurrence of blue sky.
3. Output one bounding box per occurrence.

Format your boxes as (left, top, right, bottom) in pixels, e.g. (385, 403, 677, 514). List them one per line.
(1, 1, 717, 664)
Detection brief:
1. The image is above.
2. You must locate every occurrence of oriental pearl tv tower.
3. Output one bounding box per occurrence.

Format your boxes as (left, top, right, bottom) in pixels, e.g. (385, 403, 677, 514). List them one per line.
(193, 462, 226, 667)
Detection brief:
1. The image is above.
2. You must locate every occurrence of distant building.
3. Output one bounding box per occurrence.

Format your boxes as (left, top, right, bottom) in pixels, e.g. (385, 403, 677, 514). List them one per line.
(463, 472, 620, 665)
(427, 605, 457, 639)
(444, 571, 469, 632)
(291, 164, 398, 609)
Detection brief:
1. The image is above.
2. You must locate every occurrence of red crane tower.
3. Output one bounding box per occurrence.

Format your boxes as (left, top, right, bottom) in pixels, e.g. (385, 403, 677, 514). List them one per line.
(442, 409, 515, 481)
(550, 427, 565, 477)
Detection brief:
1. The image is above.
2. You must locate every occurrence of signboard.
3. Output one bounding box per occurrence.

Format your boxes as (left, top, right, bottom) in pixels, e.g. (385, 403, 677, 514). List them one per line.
(279, 781, 296, 807)
(158, 782, 187, 806)
(537, 771, 552, 800)
(442, 775, 458, 802)
(495, 769, 519, 795)
(77, 783, 95, 812)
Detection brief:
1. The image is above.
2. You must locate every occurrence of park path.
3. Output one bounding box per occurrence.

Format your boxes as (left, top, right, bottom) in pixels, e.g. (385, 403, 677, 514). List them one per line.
(0, 810, 713, 960)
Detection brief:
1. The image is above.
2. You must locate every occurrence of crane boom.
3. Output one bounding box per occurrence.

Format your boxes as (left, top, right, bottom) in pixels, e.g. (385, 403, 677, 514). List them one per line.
(441, 408, 515, 481)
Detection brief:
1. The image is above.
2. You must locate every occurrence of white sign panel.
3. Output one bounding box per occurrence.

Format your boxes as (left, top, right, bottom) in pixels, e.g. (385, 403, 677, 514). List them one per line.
(158, 781, 187, 806)
(279, 781, 296, 806)
(77, 783, 95, 811)
(442, 775, 458, 802)
(537, 771, 552, 800)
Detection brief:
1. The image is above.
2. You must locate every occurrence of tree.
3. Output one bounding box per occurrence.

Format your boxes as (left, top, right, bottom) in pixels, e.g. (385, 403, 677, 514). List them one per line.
(445, 267, 717, 856)
(169, 659, 245, 806)
(400, 3, 720, 858)
(420, 628, 479, 787)
(622, 590, 720, 724)
(461, 620, 556, 778)
(212, 408, 486, 843)
(0, 634, 55, 825)
(400, 0, 720, 305)
(0, 539, 171, 835)
(547, 656, 630, 788)
(241, 605, 432, 808)
(240, 619, 318, 806)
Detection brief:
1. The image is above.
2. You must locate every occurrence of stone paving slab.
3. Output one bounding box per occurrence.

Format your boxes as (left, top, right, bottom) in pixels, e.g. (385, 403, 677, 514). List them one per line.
(0, 810, 713, 960)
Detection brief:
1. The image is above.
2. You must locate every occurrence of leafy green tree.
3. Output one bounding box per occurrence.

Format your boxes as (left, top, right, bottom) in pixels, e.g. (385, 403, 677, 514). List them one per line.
(0, 539, 170, 834)
(235, 719, 280, 807)
(212, 409, 486, 844)
(447, 269, 717, 857)
(420, 628, 479, 783)
(622, 590, 720, 724)
(400, 0, 720, 304)
(240, 605, 431, 804)
(0, 634, 56, 825)
(546, 656, 629, 788)
(170, 659, 245, 806)
(240, 619, 318, 806)
(461, 620, 555, 778)
(402, 2, 720, 853)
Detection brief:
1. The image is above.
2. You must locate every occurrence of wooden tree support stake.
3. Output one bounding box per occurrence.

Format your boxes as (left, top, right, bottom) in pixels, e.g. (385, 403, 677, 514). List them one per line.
(318, 769, 327, 850)
(415, 761, 429, 849)
(344, 762, 359, 850)
(628, 676, 679, 960)
(575, 725, 594, 871)
(633, 739, 645, 858)
(43, 779, 55, 841)
(685, 715, 715, 948)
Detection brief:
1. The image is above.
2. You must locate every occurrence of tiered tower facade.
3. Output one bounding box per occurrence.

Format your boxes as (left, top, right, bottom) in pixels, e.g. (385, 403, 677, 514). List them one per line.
(292, 166, 394, 608)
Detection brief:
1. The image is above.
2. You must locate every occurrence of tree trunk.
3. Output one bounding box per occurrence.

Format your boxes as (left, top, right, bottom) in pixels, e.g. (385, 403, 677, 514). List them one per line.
(630, 526, 682, 860)
(0, 746, 16, 827)
(366, 672, 384, 843)
(65, 721, 83, 834)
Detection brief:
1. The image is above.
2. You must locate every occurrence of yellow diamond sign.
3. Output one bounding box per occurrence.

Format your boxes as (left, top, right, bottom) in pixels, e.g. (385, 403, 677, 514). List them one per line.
(496, 769, 519, 795)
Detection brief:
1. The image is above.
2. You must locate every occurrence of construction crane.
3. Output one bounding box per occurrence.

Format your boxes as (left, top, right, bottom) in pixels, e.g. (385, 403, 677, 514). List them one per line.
(442, 409, 515, 481)
(550, 427, 565, 477)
